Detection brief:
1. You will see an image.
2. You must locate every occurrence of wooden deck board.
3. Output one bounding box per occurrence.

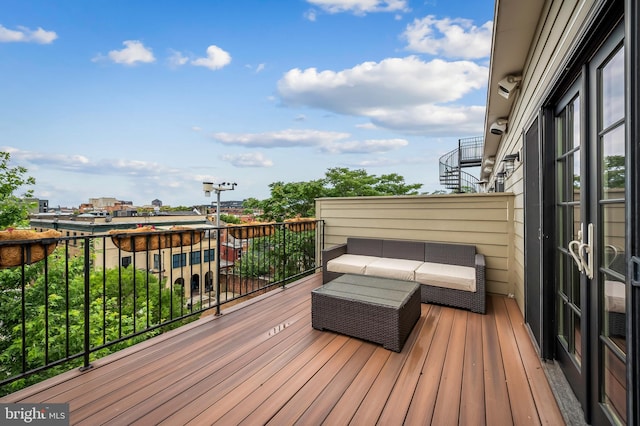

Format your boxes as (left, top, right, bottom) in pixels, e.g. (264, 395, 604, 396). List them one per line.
(0, 273, 565, 425)
(460, 307, 486, 425)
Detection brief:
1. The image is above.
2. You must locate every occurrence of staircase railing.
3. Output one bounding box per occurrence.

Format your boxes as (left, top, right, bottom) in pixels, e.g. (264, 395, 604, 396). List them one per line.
(438, 136, 483, 193)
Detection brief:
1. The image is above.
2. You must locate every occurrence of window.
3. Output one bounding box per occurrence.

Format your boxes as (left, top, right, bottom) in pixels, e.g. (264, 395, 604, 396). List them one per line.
(122, 256, 132, 268)
(190, 251, 201, 265)
(172, 253, 186, 268)
(204, 249, 215, 262)
(153, 254, 161, 270)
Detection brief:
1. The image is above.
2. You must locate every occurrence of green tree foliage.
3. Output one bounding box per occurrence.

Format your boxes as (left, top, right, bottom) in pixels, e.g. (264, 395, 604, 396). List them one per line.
(0, 152, 36, 229)
(0, 243, 188, 396)
(249, 167, 422, 222)
(604, 155, 624, 189)
(259, 179, 325, 221)
(220, 213, 241, 224)
(236, 228, 316, 283)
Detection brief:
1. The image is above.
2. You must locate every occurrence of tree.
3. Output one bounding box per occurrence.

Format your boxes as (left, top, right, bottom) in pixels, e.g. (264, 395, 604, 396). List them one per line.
(0, 152, 36, 229)
(235, 228, 316, 283)
(248, 168, 422, 222)
(258, 179, 325, 221)
(323, 168, 421, 197)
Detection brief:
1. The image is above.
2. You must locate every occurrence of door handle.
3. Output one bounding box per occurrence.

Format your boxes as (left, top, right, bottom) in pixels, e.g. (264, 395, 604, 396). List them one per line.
(568, 227, 584, 272)
(580, 223, 594, 279)
(568, 223, 594, 279)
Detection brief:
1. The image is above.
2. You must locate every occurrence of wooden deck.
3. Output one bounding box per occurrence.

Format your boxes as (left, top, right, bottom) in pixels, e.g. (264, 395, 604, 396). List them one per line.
(1, 273, 565, 425)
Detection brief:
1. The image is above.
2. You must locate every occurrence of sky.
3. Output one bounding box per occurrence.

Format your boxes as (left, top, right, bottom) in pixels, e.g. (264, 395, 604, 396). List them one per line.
(1, 0, 495, 208)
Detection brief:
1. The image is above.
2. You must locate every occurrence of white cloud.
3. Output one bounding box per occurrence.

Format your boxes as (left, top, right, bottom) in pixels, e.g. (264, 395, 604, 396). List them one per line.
(212, 129, 350, 148)
(279, 56, 486, 109)
(403, 15, 492, 59)
(102, 40, 156, 65)
(168, 49, 189, 67)
(320, 138, 408, 154)
(221, 152, 273, 168)
(211, 129, 409, 154)
(306, 0, 409, 15)
(0, 24, 57, 44)
(4, 147, 178, 177)
(255, 63, 266, 73)
(368, 104, 486, 135)
(277, 56, 487, 135)
(304, 9, 317, 21)
(191, 45, 231, 70)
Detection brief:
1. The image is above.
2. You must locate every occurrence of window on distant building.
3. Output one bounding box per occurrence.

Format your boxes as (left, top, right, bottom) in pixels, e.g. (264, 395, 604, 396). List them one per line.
(204, 249, 215, 263)
(122, 256, 132, 268)
(172, 253, 186, 268)
(190, 251, 201, 265)
(153, 254, 161, 270)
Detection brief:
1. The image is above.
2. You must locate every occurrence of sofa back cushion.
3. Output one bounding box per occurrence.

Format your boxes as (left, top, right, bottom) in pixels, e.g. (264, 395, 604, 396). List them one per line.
(424, 242, 476, 267)
(382, 239, 425, 261)
(347, 238, 383, 257)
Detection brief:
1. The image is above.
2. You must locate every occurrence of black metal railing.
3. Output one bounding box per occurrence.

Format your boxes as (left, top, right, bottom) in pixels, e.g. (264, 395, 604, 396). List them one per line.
(0, 220, 323, 396)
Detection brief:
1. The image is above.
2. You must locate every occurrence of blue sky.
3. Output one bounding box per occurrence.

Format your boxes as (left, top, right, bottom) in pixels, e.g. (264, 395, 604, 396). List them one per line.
(1, 0, 494, 208)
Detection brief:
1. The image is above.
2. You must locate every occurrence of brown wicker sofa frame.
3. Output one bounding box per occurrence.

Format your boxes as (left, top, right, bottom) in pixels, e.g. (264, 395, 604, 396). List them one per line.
(322, 237, 486, 314)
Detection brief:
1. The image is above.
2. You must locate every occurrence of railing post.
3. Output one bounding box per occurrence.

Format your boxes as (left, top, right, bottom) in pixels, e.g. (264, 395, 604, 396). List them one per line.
(458, 138, 462, 192)
(282, 223, 287, 288)
(80, 237, 93, 371)
(215, 227, 222, 316)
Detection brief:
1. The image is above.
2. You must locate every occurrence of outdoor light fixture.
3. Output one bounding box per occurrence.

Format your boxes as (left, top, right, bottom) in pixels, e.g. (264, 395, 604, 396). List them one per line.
(496, 171, 506, 192)
(497, 74, 522, 100)
(502, 152, 520, 175)
(490, 118, 509, 135)
(483, 157, 495, 174)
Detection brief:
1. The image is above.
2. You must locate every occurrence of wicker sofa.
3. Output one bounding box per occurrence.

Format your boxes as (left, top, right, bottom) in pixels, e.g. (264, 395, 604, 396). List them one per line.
(322, 237, 486, 314)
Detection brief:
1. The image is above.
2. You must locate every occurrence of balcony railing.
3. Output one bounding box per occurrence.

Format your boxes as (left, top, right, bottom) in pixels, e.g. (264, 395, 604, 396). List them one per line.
(0, 220, 323, 396)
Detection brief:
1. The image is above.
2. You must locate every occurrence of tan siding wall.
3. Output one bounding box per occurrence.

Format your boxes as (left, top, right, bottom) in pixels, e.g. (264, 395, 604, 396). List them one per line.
(316, 193, 515, 296)
(490, 0, 598, 311)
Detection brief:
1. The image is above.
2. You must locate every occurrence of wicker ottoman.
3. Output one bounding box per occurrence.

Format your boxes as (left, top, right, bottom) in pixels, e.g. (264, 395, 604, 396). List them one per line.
(311, 274, 421, 352)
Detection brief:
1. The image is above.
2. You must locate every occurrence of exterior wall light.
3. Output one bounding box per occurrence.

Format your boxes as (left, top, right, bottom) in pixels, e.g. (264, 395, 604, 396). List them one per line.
(496, 171, 506, 192)
(498, 75, 522, 99)
(502, 152, 520, 175)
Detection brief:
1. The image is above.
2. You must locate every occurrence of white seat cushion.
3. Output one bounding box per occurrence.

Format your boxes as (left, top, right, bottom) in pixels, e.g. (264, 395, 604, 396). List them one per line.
(605, 280, 625, 313)
(326, 254, 379, 275)
(364, 258, 423, 281)
(414, 262, 476, 292)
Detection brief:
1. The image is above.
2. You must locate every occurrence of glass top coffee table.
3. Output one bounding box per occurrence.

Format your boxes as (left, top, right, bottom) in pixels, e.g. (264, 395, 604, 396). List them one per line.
(311, 274, 421, 352)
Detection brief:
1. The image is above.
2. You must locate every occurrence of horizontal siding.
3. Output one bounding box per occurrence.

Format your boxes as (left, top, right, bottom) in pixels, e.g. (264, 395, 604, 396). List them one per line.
(317, 193, 515, 296)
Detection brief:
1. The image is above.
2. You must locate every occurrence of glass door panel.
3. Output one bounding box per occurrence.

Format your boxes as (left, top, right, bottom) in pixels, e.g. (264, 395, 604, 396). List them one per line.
(555, 93, 584, 374)
(597, 45, 626, 425)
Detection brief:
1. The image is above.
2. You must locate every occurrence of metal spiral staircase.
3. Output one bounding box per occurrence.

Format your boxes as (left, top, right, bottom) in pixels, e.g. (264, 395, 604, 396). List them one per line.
(439, 136, 484, 193)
